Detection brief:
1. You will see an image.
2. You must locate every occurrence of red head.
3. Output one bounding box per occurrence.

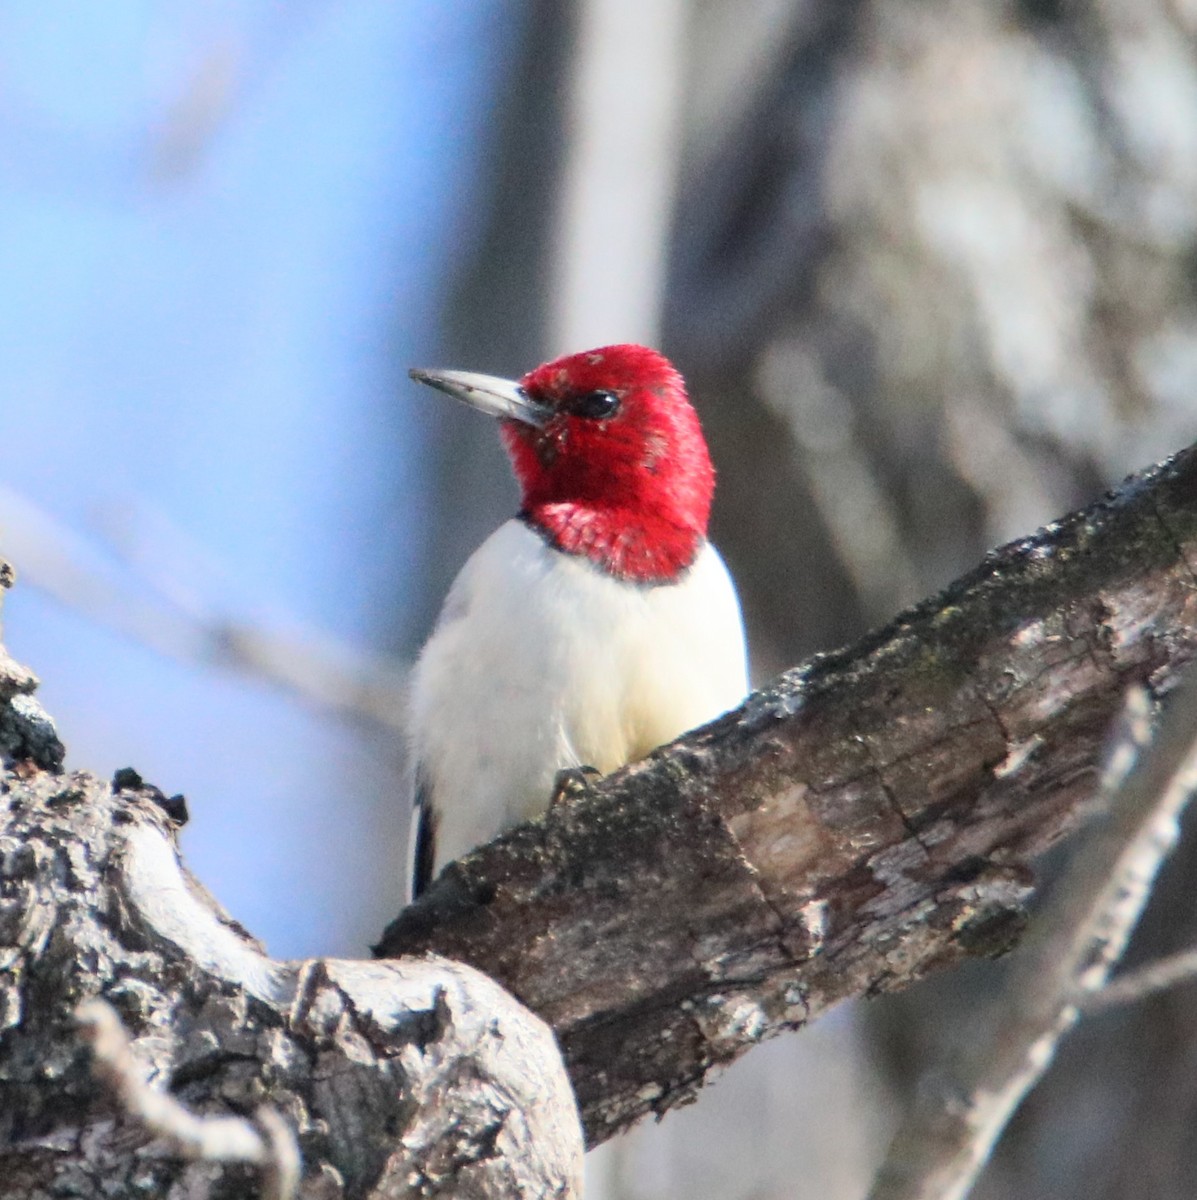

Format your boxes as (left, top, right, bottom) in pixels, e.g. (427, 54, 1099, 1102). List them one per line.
(501, 345, 714, 583)
(410, 344, 715, 583)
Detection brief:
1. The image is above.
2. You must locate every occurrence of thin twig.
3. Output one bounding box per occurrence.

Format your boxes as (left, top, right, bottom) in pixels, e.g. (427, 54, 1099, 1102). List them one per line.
(1086, 947, 1197, 1014)
(868, 675, 1197, 1200)
(0, 483, 408, 731)
(251, 1107, 302, 1200)
(77, 999, 299, 1200)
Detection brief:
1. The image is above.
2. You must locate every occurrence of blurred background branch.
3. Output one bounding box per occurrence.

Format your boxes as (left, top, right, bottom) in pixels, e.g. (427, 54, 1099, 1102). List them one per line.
(869, 679, 1197, 1200)
(0, 485, 408, 731)
(1086, 946, 1197, 1015)
(77, 999, 301, 1200)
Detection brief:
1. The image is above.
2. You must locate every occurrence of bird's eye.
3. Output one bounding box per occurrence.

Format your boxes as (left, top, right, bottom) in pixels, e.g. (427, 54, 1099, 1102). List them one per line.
(572, 390, 621, 420)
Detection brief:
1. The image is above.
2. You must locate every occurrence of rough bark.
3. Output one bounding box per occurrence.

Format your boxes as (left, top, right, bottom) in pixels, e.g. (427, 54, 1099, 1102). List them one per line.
(6, 441, 1197, 1193)
(868, 681, 1197, 1200)
(0, 578, 582, 1198)
(378, 441, 1197, 1146)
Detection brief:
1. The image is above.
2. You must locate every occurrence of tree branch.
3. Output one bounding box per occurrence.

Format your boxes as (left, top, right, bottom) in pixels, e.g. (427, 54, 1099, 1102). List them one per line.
(6, 440, 1197, 1191)
(378, 441, 1197, 1145)
(77, 1000, 301, 1200)
(1085, 946, 1197, 1014)
(867, 673, 1197, 1200)
(0, 604, 583, 1200)
(0, 483, 409, 732)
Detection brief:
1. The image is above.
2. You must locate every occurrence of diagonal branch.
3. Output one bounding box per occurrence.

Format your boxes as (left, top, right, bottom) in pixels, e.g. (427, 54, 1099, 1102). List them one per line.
(867, 673, 1197, 1200)
(7, 439, 1197, 1185)
(0, 484, 409, 731)
(378, 440, 1197, 1145)
(1085, 945, 1197, 1014)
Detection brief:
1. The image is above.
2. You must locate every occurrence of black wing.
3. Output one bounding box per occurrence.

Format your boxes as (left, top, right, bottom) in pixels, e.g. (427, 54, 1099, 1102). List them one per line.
(407, 766, 438, 902)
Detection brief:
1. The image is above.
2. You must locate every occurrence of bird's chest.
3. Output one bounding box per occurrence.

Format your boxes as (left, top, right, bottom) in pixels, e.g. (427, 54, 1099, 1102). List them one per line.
(411, 523, 708, 792)
(408, 520, 746, 870)
(441, 542, 665, 761)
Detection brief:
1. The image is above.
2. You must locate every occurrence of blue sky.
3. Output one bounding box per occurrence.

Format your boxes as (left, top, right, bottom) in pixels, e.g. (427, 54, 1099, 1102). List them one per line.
(0, 0, 516, 955)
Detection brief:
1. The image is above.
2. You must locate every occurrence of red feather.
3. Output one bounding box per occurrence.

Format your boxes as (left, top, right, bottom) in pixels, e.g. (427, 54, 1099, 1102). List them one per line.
(500, 345, 715, 584)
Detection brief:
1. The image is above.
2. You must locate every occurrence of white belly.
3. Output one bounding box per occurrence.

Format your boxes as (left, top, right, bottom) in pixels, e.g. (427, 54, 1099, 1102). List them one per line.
(407, 519, 748, 877)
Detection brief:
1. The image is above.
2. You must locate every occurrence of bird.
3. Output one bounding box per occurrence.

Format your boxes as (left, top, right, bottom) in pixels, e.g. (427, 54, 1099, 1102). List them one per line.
(404, 343, 748, 901)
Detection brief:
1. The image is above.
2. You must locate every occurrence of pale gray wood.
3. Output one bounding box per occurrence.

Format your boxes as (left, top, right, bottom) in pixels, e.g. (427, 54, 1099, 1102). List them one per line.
(0, 564, 582, 1200)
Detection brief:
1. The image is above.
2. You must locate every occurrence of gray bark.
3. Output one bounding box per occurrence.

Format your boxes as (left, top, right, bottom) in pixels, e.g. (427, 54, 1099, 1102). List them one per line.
(0, 572, 582, 1200)
(378, 440, 1197, 1147)
(5, 439, 1197, 1192)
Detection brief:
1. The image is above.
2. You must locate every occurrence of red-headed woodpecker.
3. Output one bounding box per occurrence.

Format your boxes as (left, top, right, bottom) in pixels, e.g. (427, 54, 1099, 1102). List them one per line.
(405, 344, 748, 900)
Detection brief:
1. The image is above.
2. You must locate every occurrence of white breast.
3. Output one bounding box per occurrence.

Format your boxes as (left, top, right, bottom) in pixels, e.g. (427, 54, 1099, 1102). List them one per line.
(406, 519, 748, 886)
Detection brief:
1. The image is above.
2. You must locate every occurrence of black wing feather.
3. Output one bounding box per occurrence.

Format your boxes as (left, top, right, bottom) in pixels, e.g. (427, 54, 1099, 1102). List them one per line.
(408, 767, 438, 902)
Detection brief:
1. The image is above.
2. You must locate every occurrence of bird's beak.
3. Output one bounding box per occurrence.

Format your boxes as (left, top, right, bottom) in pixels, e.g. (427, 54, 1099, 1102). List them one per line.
(408, 367, 553, 428)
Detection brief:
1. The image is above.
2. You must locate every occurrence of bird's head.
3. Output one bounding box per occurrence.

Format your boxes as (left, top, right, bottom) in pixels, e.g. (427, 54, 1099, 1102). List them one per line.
(409, 344, 714, 583)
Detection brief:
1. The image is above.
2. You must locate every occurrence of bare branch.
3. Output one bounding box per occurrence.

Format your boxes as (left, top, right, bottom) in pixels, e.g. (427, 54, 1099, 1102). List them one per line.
(77, 999, 299, 1200)
(0, 753, 583, 1198)
(251, 1109, 303, 1200)
(758, 337, 926, 621)
(8, 438, 1197, 1186)
(866, 673, 1197, 1200)
(0, 484, 408, 731)
(380, 439, 1197, 1144)
(550, 0, 687, 348)
(1086, 947, 1197, 1014)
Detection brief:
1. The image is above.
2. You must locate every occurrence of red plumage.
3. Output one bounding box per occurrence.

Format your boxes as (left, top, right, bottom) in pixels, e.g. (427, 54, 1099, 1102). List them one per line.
(501, 344, 716, 584)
